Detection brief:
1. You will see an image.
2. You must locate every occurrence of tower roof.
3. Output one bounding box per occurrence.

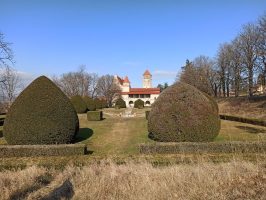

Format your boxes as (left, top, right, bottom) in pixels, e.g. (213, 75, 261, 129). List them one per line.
(143, 70, 151, 76)
(124, 76, 130, 83)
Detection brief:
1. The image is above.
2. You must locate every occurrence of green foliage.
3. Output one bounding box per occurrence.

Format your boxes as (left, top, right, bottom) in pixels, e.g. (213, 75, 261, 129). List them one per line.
(134, 99, 144, 109)
(87, 111, 103, 121)
(115, 98, 126, 108)
(83, 96, 96, 111)
(3, 76, 79, 145)
(145, 111, 150, 120)
(148, 82, 220, 142)
(139, 141, 266, 154)
(220, 114, 266, 126)
(101, 99, 108, 108)
(0, 144, 86, 157)
(70, 95, 87, 113)
(94, 98, 103, 110)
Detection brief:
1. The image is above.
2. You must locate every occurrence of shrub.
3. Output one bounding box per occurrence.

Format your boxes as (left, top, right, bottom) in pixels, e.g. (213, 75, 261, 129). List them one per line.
(148, 82, 220, 142)
(70, 95, 87, 113)
(87, 111, 103, 121)
(134, 99, 144, 109)
(145, 111, 150, 120)
(115, 98, 126, 108)
(0, 144, 86, 157)
(3, 76, 79, 145)
(202, 92, 219, 114)
(94, 98, 103, 110)
(139, 141, 266, 154)
(83, 96, 96, 111)
(220, 114, 266, 126)
(100, 99, 108, 108)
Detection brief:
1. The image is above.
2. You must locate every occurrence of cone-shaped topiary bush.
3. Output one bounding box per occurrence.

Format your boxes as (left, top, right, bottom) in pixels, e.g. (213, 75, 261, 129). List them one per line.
(148, 82, 220, 142)
(134, 99, 144, 109)
(70, 95, 87, 113)
(3, 76, 79, 145)
(115, 98, 126, 108)
(83, 96, 96, 111)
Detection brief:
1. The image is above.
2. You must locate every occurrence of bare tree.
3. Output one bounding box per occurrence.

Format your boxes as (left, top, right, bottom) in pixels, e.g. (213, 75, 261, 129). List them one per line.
(238, 23, 260, 97)
(53, 66, 93, 97)
(179, 57, 216, 95)
(89, 73, 99, 98)
(0, 65, 22, 108)
(96, 75, 121, 107)
(257, 13, 266, 79)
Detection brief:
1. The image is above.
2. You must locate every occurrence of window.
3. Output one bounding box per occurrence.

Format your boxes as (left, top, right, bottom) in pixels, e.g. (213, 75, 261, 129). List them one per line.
(144, 94, 150, 98)
(129, 94, 133, 98)
(140, 94, 144, 98)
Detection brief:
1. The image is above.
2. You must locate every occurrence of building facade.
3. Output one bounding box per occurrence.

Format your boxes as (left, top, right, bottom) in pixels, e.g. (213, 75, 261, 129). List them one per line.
(114, 70, 160, 107)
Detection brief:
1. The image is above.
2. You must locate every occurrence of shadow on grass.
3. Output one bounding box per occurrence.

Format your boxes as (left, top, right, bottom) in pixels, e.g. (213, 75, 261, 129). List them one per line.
(236, 125, 266, 134)
(9, 173, 53, 200)
(0, 129, 2, 138)
(42, 179, 74, 200)
(74, 128, 94, 143)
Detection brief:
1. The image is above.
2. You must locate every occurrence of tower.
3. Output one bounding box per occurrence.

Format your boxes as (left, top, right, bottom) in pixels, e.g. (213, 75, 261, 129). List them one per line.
(143, 70, 152, 88)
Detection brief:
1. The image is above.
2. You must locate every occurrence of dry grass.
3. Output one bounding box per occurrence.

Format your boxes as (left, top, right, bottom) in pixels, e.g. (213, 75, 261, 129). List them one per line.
(1, 160, 266, 200)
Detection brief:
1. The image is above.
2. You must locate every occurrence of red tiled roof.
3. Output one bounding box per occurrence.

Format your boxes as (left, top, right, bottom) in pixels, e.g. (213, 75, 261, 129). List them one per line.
(116, 76, 124, 85)
(121, 88, 160, 95)
(124, 76, 130, 83)
(143, 70, 151, 76)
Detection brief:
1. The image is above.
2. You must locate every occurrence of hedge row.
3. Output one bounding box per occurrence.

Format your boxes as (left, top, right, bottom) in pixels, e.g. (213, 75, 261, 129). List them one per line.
(139, 141, 266, 154)
(220, 114, 266, 127)
(0, 144, 87, 157)
(87, 111, 103, 121)
(145, 111, 150, 120)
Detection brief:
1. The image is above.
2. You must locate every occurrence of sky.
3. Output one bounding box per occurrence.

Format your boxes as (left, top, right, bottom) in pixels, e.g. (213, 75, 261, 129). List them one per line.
(1, 0, 266, 87)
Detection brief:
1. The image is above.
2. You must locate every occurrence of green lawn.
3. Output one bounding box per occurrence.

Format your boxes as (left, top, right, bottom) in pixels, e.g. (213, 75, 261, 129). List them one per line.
(1, 109, 266, 154)
(1, 109, 266, 169)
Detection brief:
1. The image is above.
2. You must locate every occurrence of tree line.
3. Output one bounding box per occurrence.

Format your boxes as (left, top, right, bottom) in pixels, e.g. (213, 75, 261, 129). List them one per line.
(179, 13, 266, 97)
(52, 66, 120, 107)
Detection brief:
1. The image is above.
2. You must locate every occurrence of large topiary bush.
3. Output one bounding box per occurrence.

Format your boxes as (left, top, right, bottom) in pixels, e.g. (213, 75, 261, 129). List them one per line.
(3, 76, 79, 145)
(83, 96, 96, 111)
(70, 95, 87, 113)
(148, 82, 220, 142)
(134, 99, 144, 108)
(115, 98, 126, 108)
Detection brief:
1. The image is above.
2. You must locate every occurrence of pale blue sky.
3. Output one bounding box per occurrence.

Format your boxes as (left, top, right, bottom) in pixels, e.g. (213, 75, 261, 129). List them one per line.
(1, 0, 266, 87)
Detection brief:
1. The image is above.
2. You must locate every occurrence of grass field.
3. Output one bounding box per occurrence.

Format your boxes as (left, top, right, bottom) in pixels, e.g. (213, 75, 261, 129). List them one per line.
(1, 108, 266, 154)
(1, 108, 266, 199)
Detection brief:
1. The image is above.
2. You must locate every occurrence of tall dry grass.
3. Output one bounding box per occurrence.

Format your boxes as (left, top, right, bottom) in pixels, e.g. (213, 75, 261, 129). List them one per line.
(1, 160, 266, 200)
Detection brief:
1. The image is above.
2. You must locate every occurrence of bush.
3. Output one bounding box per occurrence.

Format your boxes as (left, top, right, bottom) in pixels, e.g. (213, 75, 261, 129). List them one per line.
(145, 111, 150, 120)
(220, 114, 266, 126)
(101, 99, 108, 108)
(87, 111, 103, 121)
(70, 95, 87, 113)
(139, 141, 266, 154)
(202, 92, 219, 114)
(83, 96, 96, 111)
(3, 76, 79, 145)
(94, 98, 103, 110)
(115, 98, 126, 108)
(134, 99, 144, 109)
(148, 82, 220, 142)
(0, 144, 86, 157)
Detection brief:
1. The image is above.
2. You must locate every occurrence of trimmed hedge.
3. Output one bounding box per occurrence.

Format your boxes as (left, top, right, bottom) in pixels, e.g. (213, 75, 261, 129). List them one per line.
(220, 114, 266, 127)
(3, 76, 79, 145)
(0, 144, 86, 157)
(145, 111, 150, 120)
(83, 96, 96, 111)
(148, 82, 220, 142)
(87, 111, 103, 121)
(70, 95, 87, 113)
(94, 98, 103, 110)
(115, 98, 126, 108)
(134, 99, 144, 109)
(139, 142, 266, 154)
